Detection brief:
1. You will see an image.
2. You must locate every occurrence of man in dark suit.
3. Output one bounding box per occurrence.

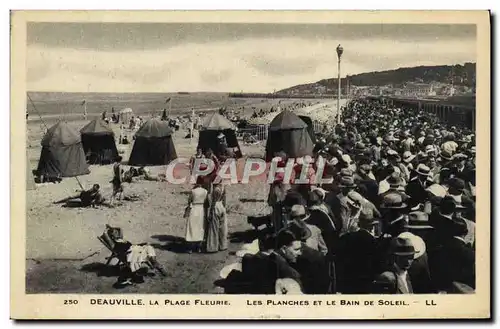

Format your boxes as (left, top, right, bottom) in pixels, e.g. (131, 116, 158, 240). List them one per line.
(375, 193, 410, 275)
(307, 190, 339, 256)
(450, 153, 473, 184)
(336, 212, 378, 294)
(287, 220, 330, 294)
(426, 197, 475, 292)
(406, 164, 434, 208)
(354, 163, 379, 206)
(372, 236, 416, 294)
(326, 175, 357, 235)
(268, 230, 303, 290)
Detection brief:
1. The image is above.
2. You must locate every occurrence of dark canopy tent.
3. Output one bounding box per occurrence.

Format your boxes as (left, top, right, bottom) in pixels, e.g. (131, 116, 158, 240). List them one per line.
(297, 115, 317, 143)
(128, 118, 178, 166)
(197, 112, 243, 158)
(80, 119, 119, 164)
(36, 122, 90, 178)
(265, 110, 314, 161)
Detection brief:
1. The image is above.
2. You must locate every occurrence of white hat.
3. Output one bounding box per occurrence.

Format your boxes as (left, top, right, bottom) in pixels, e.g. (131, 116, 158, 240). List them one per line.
(426, 184, 447, 198)
(219, 262, 242, 279)
(235, 239, 260, 257)
(275, 278, 303, 295)
(398, 232, 426, 259)
(312, 187, 327, 200)
(341, 154, 353, 164)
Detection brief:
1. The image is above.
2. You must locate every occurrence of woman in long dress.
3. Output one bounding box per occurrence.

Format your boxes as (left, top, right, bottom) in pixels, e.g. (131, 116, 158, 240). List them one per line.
(185, 182, 208, 253)
(205, 184, 228, 253)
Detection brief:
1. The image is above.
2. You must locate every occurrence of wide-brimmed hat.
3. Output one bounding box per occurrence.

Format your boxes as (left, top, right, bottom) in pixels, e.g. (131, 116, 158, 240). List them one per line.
(398, 232, 426, 259)
(346, 191, 363, 209)
(405, 211, 433, 230)
(448, 177, 466, 192)
(288, 219, 312, 241)
(426, 184, 447, 198)
(452, 153, 468, 161)
(417, 151, 429, 161)
(355, 142, 367, 152)
(338, 175, 356, 188)
(439, 150, 453, 161)
(290, 204, 310, 220)
(425, 145, 436, 154)
(387, 172, 404, 187)
(402, 151, 416, 163)
(340, 168, 354, 177)
(390, 237, 415, 256)
(380, 193, 408, 209)
(311, 187, 327, 200)
(341, 154, 353, 164)
(415, 164, 431, 176)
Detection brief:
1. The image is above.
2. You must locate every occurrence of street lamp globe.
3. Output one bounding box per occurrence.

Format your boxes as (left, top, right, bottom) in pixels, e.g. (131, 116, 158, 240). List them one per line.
(336, 44, 344, 59)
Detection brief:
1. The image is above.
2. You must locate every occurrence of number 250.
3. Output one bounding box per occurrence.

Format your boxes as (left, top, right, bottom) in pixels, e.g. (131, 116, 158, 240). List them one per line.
(64, 300, 78, 305)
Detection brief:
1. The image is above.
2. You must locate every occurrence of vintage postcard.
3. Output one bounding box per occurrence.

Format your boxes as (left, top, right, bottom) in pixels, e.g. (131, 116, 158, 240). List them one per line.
(11, 10, 490, 319)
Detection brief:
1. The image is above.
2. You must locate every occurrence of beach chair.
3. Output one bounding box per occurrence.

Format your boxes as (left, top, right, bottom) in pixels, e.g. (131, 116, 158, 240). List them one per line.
(97, 226, 127, 267)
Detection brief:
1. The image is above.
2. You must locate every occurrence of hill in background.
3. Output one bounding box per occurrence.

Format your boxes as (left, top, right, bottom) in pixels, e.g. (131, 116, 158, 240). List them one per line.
(277, 63, 476, 95)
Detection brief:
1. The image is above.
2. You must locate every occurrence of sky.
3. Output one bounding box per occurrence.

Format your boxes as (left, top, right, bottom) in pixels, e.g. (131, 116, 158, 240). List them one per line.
(26, 23, 477, 93)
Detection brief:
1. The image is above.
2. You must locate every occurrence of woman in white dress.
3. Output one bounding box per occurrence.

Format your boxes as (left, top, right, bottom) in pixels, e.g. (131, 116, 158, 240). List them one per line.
(184, 181, 209, 253)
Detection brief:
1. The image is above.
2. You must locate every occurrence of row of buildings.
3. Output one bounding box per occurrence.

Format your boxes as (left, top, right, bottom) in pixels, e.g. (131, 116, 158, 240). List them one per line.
(354, 82, 475, 98)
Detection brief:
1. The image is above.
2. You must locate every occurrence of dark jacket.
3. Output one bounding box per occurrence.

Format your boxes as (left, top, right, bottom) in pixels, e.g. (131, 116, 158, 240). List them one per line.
(307, 204, 339, 257)
(408, 252, 435, 293)
(427, 236, 475, 292)
(406, 177, 433, 207)
(292, 243, 329, 294)
(336, 229, 378, 294)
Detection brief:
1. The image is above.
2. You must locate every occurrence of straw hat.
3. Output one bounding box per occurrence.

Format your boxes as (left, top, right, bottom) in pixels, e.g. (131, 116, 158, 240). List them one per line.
(398, 232, 426, 259)
(426, 184, 447, 198)
(390, 237, 415, 256)
(380, 193, 408, 209)
(402, 151, 416, 163)
(290, 204, 310, 221)
(346, 191, 363, 209)
(405, 211, 433, 231)
(415, 164, 431, 176)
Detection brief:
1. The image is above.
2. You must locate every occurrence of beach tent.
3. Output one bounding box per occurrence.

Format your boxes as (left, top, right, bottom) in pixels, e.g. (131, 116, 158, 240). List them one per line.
(36, 122, 90, 179)
(197, 112, 243, 158)
(128, 118, 178, 166)
(80, 119, 119, 164)
(119, 108, 134, 124)
(297, 115, 317, 143)
(265, 110, 314, 161)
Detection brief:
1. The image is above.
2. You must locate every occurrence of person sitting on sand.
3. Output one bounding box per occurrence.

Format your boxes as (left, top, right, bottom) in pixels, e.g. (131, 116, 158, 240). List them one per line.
(54, 184, 106, 208)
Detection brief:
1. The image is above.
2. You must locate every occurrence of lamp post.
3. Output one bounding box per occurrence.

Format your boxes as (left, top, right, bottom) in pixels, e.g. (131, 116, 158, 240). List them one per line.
(336, 44, 343, 124)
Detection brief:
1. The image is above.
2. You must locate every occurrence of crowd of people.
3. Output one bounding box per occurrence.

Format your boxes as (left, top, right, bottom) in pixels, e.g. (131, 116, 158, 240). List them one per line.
(221, 98, 476, 295)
